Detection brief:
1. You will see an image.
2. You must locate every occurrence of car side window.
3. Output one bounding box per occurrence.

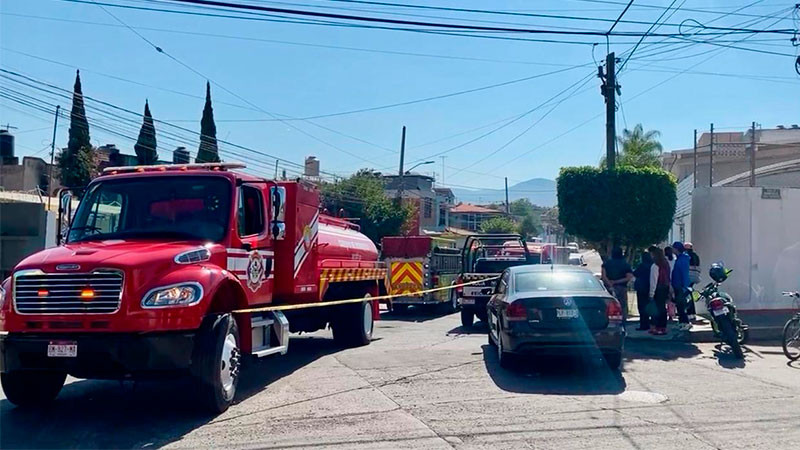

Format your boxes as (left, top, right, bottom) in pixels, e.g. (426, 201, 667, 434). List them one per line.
(496, 271, 509, 295)
(237, 185, 265, 237)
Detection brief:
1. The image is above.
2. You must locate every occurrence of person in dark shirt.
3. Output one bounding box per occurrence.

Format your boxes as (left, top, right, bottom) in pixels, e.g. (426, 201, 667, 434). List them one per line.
(671, 241, 692, 328)
(633, 251, 653, 330)
(685, 242, 701, 323)
(602, 247, 633, 320)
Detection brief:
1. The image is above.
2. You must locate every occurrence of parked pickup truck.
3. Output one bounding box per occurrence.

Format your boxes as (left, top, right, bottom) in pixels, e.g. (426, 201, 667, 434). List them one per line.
(456, 234, 532, 327)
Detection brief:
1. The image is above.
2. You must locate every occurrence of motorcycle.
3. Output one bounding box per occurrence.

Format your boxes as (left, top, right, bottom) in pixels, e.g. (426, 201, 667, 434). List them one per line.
(690, 264, 749, 359)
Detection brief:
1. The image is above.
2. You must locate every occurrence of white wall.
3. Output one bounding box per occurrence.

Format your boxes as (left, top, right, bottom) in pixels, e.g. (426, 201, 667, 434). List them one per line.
(692, 187, 800, 310)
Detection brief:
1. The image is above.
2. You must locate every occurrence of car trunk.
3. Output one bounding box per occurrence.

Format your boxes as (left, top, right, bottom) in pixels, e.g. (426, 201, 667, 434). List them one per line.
(513, 296, 610, 331)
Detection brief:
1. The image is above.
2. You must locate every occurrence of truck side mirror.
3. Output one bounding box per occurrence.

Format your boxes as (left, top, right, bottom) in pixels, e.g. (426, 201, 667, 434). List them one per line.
(270, 186, 286, 240)
(56, 189, 74, 246)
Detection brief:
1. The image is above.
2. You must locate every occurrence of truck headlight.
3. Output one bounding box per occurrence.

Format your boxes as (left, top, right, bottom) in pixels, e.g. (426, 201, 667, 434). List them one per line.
(142, 283, 203, 308)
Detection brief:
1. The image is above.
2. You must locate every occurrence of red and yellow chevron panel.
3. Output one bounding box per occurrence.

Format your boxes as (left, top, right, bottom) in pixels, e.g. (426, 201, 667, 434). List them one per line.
(388, 261, 424, 295)
(318, 267, 388, 298)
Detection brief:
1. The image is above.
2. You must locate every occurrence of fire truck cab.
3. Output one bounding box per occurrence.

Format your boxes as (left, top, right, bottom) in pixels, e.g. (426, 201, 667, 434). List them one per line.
(0, 163, 384, 412)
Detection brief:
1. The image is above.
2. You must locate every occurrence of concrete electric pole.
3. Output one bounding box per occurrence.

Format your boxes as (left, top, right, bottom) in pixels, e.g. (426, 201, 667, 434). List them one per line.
(599, 52, 619, 170)
(397, 126, 406, 199)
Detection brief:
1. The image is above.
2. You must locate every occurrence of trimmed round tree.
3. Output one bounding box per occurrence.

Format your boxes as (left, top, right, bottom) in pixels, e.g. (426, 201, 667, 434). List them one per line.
(557, 166, 676, 256)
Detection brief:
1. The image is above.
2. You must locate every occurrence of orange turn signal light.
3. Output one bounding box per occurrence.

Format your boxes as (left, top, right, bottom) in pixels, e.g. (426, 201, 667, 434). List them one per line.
(80, 289, 95, 299)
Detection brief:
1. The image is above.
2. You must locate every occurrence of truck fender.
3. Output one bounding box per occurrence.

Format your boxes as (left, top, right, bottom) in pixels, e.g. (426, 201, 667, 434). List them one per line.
(205, 269, 253, 353)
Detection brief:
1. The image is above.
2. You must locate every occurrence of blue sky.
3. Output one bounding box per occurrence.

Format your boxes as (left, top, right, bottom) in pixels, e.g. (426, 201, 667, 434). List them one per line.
(1, 0, 798, 190)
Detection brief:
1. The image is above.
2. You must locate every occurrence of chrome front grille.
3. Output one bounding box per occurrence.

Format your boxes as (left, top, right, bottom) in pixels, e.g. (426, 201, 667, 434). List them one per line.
(14, 271, 123, 314)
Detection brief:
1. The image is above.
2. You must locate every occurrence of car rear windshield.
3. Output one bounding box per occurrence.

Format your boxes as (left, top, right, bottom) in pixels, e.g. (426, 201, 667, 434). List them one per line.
(514, 271, 604, 293)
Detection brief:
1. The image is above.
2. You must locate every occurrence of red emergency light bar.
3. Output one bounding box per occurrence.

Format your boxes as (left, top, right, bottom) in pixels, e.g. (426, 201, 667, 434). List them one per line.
(102, 162, 246, 174)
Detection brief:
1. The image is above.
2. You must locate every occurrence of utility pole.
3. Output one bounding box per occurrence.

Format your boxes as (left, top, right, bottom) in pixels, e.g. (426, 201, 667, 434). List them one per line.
(274, 160, 279, 179)
(397, 126, 406, 199)
(504, 177, 510, 214)
(709, 123, 714, 187)
(47, 105, 60, 211)
(693, 129, 697, 188)
(749, 121, 757, 187)
(440, 156, 446, 185)
(599, 52, 619, 169)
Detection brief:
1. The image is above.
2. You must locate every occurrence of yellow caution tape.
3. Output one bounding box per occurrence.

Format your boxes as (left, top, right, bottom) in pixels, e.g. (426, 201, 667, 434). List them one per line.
(232, 276, 499, 314)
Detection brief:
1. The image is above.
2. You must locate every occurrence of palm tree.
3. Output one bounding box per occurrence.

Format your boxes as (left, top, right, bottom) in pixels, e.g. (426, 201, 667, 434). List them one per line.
(600, 124, 663, 169)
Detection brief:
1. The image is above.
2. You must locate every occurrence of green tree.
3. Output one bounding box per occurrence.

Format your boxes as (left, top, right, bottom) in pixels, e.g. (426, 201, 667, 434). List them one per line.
(57, 70, 95, 189)
(197, 81, 220, 163)
(319, 169, 413, 243)
(557, 166, 676, 256)
(600, 124, 663, 169)
(509, 198, 535, 217)
(518, 214, 539, 238)
(134, 100, 158, 165)
(480, 216, 518, 234)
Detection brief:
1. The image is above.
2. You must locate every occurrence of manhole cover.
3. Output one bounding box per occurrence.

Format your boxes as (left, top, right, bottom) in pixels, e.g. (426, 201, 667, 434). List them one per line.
(617, 390, 668, 404)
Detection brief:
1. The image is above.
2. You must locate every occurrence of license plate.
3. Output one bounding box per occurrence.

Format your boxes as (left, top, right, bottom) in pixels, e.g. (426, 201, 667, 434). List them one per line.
(47, 341, 77, 358)
(461, 298, 476, 305)
(712, 307, 729, 317)
(556, 308, 579, 319)
(463, 287, 485, 297)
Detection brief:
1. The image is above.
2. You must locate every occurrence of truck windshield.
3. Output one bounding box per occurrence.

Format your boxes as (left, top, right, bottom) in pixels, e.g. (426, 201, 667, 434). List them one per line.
(68, 176, 232, 243)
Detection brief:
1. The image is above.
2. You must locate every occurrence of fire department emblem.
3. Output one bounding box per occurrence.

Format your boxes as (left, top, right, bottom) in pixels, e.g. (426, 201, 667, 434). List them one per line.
(246, 251, 265, 292)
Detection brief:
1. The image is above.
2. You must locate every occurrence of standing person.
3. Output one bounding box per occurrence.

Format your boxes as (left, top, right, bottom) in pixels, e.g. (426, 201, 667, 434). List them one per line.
(602, 247, 633, 320)
(648, 246, 671, 335)
(633, 251, 653, 331)
(685, 242, 701, 323)
(671, 241, 691, 329)
(665, 246, 675, 272)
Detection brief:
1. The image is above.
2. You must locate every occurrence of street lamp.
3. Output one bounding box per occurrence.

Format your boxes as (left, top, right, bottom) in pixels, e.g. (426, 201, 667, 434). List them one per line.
(405, 160, 434, 174)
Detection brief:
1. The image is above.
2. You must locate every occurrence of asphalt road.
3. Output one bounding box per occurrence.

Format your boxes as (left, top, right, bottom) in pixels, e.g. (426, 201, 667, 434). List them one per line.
(2, 310, 799, 449)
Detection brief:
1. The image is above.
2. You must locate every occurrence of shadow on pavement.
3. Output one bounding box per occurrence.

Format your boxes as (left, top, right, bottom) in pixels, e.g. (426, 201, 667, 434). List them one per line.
(711, 344, 747, 369)
(380, 305, 456, 323)
(482, 345, 626, 395)
(446, 321, 488, 335)
(0, 336, 341, 449)
(623, 338, 703, 362)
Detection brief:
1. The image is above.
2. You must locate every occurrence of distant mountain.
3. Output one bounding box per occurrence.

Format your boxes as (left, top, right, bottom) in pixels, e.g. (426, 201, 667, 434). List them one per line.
(449, 178, 556, 207)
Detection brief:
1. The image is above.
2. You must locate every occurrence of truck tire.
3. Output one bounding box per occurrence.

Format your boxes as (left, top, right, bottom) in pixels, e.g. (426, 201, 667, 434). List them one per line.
(332, 296, 373, 347)
(193, 313, 241, 414)
(1, 371, 66, 407)
(461, 309, 474, 328)
(442, 287, 458, 314)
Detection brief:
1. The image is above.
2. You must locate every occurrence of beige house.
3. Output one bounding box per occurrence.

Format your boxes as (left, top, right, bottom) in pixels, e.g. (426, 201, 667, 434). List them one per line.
(662, 125, 800, 186)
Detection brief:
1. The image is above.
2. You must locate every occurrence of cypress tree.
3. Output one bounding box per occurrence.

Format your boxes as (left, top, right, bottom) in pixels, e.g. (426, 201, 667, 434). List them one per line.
(197, 81, 220, 163)
(134, 100, 158, 165)
(58, 70, 95, 188)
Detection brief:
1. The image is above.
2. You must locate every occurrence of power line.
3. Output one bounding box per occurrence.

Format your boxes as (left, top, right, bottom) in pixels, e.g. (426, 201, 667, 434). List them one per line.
(85, 0, 795, 36)
(619, 0, 681, 73)
(607, 0, 635, 35)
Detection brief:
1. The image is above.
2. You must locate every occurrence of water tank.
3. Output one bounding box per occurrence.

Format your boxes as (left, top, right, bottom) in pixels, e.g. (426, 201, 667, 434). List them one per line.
(0, 129, 14, 159)
(173, 147, 191, 164)
(304, 156, 319, 177)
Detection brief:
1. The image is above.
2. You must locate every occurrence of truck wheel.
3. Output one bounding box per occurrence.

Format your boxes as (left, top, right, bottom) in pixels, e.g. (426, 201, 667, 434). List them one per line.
(461, 309, 474, 328)
(332, 296, 373, 347)
(1, 371, 66, 407)
(442, 287, 458, 314)
(194, 314, 241, 414)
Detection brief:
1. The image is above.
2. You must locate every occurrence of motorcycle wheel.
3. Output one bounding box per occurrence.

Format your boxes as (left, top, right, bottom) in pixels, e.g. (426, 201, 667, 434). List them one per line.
(737, 322, 749, 345)
(718, 316, 744, 359)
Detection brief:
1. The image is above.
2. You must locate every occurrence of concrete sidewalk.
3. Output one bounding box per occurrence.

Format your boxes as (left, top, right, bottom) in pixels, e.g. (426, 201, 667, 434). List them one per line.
(625, 309, 793, 343)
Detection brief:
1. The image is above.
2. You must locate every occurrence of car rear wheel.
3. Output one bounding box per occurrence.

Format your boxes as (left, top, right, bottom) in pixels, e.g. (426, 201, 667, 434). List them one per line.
(460, 309, 474, 328)
(603, 352, 622, 371)
(496, 326, 515, 369)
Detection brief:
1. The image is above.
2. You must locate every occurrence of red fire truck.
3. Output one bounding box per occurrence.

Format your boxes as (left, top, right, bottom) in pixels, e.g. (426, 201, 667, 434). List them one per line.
(0, 163, 384, 412)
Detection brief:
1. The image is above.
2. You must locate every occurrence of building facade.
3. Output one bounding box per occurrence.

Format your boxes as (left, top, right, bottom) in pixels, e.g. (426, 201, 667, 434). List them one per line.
(448, 203, 503, 232)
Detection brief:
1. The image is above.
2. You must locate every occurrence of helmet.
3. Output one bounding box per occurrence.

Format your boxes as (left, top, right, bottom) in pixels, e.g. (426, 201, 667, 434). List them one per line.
(709, 263, 728, 283)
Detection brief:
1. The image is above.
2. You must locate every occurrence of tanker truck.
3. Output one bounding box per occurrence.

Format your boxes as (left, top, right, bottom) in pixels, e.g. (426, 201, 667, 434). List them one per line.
(0, 163, 385, 413)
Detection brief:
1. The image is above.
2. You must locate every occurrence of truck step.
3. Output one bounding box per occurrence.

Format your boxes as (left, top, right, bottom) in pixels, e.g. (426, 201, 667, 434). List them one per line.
(251, 311, 289, 357)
